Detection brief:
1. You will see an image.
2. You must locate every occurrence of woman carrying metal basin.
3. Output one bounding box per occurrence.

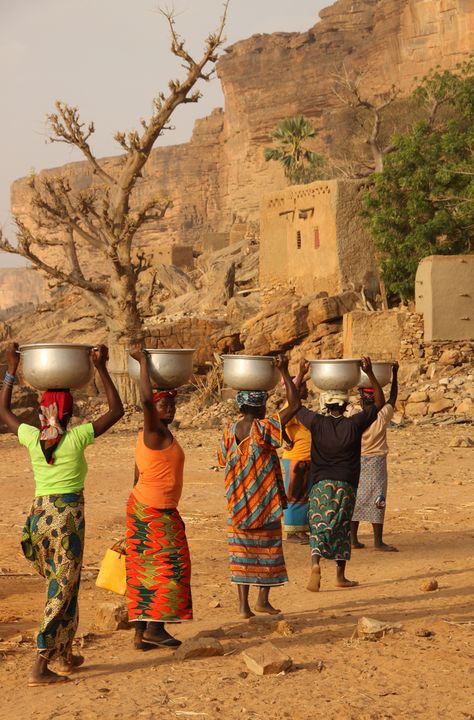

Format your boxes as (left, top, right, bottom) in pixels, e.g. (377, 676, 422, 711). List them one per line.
(126, 348, 193, 651)
(218, 355, 301, 619)
(296, 357, 384, 591)
(351, 361, 399, 552)
(0, 342, 124, 686)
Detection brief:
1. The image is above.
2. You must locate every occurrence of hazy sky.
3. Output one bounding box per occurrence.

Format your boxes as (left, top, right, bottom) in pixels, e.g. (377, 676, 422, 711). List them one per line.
(0, 0, 332, 268)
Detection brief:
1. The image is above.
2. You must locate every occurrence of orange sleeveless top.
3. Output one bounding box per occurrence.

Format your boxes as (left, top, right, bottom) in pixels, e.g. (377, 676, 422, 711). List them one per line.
(133, 431, 185, 509)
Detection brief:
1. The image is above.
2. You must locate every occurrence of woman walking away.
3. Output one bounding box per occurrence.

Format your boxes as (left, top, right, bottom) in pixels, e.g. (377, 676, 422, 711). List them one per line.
(127, 348, 192, 651)
(296, 357, 384, 592)
(351, 362, 399, 552)
(217, 355, 301, 619)
(0, 342, 123, 686)
(282, 371, 311, 544)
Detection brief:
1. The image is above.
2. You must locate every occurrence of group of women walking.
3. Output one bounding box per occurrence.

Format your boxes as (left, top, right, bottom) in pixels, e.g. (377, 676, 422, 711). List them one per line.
(0, 341, 398, 686)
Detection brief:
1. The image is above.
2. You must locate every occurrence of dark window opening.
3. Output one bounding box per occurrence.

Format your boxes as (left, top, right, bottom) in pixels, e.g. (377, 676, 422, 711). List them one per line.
(314, 227, 320, 249)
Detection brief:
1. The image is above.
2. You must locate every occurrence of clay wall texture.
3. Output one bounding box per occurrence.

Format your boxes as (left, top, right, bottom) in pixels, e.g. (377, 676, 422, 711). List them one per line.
(260, 180, 376, 296)
(415, 255, 474, 341)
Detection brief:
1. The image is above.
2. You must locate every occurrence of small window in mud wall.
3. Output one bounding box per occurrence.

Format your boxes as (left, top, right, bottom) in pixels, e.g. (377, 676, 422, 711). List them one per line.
(296, 230, 302, 249)
(314, 227, 320, 249)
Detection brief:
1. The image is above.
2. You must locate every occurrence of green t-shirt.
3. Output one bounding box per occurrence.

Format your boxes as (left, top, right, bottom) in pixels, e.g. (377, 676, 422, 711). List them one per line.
(18, 422, 95, 496)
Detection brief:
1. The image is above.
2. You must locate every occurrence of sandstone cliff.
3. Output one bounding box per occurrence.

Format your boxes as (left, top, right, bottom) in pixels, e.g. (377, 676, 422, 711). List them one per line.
(11, 0, 474, 265)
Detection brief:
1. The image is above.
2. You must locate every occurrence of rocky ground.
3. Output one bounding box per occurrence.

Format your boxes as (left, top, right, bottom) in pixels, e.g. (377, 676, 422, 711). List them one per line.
(0, 421, 473, 720)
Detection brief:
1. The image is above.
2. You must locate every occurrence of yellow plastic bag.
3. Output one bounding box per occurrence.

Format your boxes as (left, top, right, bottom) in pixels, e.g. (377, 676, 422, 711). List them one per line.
(95, 541, 127, 596)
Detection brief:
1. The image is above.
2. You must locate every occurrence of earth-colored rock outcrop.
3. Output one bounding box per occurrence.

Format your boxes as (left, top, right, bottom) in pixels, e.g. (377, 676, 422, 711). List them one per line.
(10, 0, 474, 266)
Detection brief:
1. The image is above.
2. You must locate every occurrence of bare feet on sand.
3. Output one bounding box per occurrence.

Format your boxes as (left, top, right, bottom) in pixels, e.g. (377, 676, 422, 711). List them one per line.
(335, 578, 359, 588)
(254, 602, 281, 615)
(375, 543, 399, 552)
(28, 667, 70, 687)
(240, 608, 255, 619)
(352, 540, 365, 549)
(307, 565, 321, 592)
(55, 653, 85, 676)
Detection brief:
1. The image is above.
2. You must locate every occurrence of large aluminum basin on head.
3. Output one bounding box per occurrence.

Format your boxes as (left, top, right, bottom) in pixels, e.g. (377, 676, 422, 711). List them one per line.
(222, 355, 279, 391)
(359, 361, 393, 388)
(19, 343, 94, 391)
(128, 349, 195, 389)
(310, 359, 361, 391)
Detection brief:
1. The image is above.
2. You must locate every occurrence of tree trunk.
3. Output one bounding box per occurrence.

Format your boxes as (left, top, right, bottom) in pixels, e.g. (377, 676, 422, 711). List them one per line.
(107, 338, 140, 406)
(104, 276, 144, 406)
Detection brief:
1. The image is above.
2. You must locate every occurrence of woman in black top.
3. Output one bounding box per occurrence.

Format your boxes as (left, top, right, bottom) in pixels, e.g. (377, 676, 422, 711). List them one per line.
(296, 357, 384, 591)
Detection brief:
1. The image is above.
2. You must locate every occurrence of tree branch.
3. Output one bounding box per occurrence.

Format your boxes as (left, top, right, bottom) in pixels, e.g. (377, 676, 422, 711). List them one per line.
(47, 102, 115, 185)
(0, 223, 106, 296)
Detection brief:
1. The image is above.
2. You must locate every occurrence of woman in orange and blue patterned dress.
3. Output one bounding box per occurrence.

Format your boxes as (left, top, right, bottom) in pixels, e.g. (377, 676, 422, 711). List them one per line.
(217, 355, 300, 619)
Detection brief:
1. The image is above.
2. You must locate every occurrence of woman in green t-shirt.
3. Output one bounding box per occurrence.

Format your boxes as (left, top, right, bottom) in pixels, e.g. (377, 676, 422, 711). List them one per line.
(0, 342, 123, 687)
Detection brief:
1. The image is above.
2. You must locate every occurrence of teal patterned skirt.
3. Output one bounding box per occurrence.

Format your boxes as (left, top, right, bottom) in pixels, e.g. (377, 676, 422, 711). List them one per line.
(21, 493, 85, 661)
(308, 480, 356, 561)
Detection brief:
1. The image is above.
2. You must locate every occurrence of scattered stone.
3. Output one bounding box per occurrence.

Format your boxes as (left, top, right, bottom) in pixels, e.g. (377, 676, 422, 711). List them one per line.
(420, 579, 439, 592)
(316, 660, 325, 672)
(439, 349, 462, 366)
(238, 671, 248, 679)
(274, 620, 295, 637)
(429, 398, 454, 414)
(408, 390, 428, 403)
(404, 402, 427, 417)
(357, 617, 403, 641)
(455, 399, 474, 417)
(94, 601, 130, 632)
(174, 637, 224, 660)
(194, 628, 226, 640)
(415, 628, 435, 638)
(449, 436, 474, 448)
(208, 599, 221, 609)
(242, 641, 293, 676)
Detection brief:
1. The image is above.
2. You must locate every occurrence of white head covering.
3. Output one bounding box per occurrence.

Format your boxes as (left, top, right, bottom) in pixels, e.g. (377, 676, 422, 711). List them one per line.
(320, 390, 350, 407)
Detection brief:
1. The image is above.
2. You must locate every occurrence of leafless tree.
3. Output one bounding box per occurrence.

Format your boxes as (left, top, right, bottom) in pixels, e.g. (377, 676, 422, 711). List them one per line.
(330, 64, 401, 175)
(0, 3, 230, 402)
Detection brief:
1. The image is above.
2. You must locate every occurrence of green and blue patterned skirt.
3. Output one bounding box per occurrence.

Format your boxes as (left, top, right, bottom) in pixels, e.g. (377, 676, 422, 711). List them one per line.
(309, 480, 356, 561)
(21, 493, 85, 661)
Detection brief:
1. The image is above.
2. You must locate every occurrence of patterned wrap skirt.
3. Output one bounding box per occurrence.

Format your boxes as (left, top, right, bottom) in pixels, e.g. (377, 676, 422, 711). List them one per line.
(228, 520, 288, 586)
(282, 458, 310, 533)
(21, 493, 85, 661)
(352, 455, 388, 524)
(309, 480, 356, 561)
(126, 493, 192, 623)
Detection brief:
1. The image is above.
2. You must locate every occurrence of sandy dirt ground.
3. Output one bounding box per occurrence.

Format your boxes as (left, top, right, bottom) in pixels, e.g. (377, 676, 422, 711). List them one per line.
(1, 422, 474, 720)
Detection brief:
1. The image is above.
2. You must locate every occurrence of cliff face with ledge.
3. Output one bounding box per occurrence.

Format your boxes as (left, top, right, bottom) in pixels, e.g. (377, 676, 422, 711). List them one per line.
(10, 0, 474, 266)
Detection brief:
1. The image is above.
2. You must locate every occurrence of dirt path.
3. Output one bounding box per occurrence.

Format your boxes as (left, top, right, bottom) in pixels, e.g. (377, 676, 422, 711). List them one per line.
(1, 423, 473, 720)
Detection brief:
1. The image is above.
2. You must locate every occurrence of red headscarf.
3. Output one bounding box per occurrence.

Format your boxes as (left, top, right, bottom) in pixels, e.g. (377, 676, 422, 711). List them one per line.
(153, 389, 177, 403)
(39, 391, 74, 464)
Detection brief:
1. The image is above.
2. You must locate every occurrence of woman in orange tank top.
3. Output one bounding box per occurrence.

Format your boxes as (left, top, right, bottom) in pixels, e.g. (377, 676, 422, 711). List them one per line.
(126, 348, 192, 651)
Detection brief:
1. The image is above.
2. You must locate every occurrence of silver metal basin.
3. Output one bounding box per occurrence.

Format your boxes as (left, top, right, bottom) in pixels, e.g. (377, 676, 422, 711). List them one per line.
(309, 359, 361, 391)
(222, 355, 279, 391)
(128, 349, 195, 389)
(359, 361, 393, 388)
(19, 343, 94, 390)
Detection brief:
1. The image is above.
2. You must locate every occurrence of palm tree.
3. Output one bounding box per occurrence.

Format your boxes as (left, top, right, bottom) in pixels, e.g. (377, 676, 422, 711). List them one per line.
(264, 116, 327, 184)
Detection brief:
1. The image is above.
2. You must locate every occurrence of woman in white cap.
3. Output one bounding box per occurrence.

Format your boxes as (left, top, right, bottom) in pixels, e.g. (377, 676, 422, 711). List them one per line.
(296, 357, 384, 591)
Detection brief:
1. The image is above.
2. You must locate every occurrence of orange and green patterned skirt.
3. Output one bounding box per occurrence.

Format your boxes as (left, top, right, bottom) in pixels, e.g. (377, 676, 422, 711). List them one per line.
(126, 493, 192, 623)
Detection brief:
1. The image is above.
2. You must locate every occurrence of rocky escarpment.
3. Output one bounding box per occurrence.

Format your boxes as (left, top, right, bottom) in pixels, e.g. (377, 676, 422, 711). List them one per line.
(0, 268, 47, 316)
(10, 0, 474, 267)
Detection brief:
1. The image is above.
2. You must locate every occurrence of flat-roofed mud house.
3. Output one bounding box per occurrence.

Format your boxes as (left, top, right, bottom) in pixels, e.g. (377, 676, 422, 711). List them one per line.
(260, 179, 379, 298)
